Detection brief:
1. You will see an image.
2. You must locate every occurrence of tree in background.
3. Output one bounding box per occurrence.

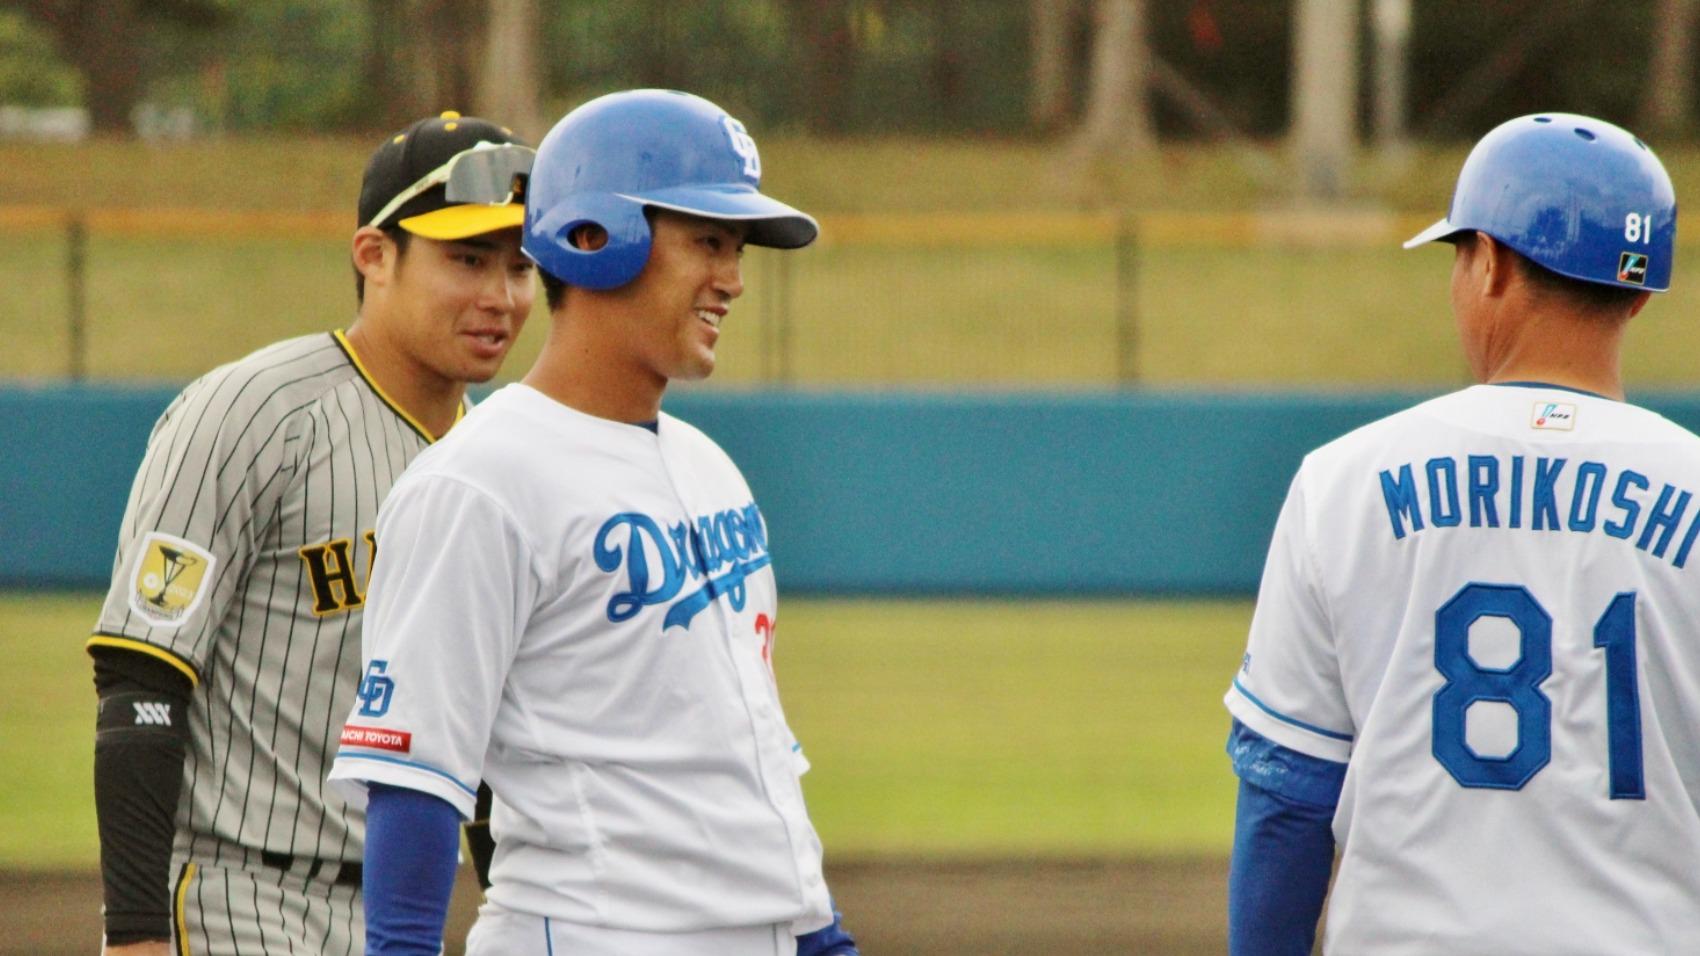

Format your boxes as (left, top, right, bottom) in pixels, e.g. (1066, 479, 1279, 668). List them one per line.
(2, 0, 1692, 144)
(476, 0, 543, 142)
(1643, 0, 1697, 137)
(363, 0, 484, 131)
(6, 0, 225, 133)
(1029, 0, 1080, 133)
(791, 0, 857, 133)
(1070, 0, 1155, 158)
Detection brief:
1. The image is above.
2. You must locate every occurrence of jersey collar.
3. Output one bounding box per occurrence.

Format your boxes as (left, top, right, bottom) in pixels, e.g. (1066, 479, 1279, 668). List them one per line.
(332, 329, 466, 443)
(1490, 380, 1615, 402)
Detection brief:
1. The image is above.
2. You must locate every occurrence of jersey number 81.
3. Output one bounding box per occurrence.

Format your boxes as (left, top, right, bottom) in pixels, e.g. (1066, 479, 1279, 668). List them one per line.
(1431, 583, 1643, 799)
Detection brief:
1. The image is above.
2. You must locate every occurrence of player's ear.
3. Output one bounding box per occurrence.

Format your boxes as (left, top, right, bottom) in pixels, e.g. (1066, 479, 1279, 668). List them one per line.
(569, 223, 609, 252)
(1478, 233, 1513, 298)
(352, 227, 393, 288)
(1626, 290, 1653, 319)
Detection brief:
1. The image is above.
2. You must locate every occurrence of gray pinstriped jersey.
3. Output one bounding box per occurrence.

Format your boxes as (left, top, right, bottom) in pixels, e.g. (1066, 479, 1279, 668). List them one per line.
(92, 330, 446, 868)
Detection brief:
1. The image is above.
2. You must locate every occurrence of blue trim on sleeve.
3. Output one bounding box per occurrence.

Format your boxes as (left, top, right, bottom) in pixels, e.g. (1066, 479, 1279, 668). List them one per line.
(337, 752, 477, 798)
(1229, 777, 1335, 956)
(796, 897, 858, 956)
(544, 917, 555, 956)
(364, 783, 461, 955)
(1231, 679, 1354, 742)
(1226, 719, 1347, 809)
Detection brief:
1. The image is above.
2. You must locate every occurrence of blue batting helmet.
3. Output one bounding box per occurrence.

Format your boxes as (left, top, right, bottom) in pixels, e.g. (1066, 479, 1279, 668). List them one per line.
(1404, 113, 1676, 292)
(523, 89, 818, 290)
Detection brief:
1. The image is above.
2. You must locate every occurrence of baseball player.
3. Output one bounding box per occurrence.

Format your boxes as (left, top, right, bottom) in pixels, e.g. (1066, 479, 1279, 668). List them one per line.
(88, 111, 535, 954)
(1223, 113, 1700, 954)
(327, 90, 858, 956)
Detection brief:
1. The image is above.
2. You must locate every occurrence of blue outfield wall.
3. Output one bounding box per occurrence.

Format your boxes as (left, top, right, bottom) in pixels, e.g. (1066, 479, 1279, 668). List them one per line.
(8, 385, 1700, 594)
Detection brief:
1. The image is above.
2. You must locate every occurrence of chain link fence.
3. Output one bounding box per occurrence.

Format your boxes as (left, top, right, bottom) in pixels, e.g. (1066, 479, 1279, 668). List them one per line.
(8, 207, 1700, 388)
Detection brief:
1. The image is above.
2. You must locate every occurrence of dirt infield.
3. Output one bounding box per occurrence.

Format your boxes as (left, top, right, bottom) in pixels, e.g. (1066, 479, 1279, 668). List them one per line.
(2, 856, 1226, 954)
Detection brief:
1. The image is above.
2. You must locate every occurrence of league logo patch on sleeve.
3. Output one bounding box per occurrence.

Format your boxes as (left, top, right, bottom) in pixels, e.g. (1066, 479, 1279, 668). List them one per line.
(129, 532, 217, 626)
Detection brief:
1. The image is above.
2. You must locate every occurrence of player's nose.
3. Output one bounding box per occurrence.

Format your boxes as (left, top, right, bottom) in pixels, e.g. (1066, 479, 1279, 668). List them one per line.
(713, 255, 744, 301)
(478, 265, 523, 315)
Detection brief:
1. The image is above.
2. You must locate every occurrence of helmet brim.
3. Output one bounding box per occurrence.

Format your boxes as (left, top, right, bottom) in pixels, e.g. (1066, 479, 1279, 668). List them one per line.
(1402, 217, 1464, 250)
(621, 185, 819, 249)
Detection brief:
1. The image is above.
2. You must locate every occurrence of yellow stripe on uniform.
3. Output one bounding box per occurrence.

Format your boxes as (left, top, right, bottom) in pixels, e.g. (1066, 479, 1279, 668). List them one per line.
(174, 862, 197, 956)
(86, 634, 199, 687)
(332, 329, 461, 443)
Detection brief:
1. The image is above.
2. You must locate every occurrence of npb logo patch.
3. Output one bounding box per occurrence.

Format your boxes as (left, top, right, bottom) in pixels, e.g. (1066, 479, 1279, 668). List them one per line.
(130, 532, 217, 626)
(1618, 251, 1649, 285)
(357, 660, 395, 717)
(721, 115, 761, 180)
(1531, 401, 1576, 431)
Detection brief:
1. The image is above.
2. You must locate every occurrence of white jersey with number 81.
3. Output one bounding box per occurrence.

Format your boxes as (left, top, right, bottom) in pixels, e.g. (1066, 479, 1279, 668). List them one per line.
(1226, 383, 1700, 954)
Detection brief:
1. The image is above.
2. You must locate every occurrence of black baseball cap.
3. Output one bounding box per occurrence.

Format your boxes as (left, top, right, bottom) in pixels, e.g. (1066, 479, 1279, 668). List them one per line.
(358, 111, 533, 240)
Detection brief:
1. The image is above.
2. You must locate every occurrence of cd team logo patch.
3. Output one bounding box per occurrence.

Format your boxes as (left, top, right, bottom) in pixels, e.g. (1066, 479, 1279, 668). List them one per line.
(1618, 251, 1649, 285)
(1532, 401, 1577, 431)
(130, 532, 217, 626)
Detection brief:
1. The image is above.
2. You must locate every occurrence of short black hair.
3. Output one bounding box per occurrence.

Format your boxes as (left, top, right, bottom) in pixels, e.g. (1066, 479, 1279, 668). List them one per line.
(541, 268, 567, 310)
(354, 226, 412, 306)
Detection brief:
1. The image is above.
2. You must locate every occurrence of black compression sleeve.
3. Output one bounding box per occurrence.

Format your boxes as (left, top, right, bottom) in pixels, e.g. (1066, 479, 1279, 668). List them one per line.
(465, 781, 498, 891)
(92, 647, 193, 945)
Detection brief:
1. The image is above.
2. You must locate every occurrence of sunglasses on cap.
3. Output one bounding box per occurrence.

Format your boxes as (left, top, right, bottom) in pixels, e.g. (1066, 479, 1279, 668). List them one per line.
(366, 141, 537, 230)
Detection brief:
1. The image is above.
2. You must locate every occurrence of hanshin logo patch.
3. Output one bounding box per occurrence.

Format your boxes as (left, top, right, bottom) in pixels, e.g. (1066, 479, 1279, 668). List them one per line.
(130, 532, 217, 626)
(1618, 251, 1649, 285)
(1531, 401, 1577, 431)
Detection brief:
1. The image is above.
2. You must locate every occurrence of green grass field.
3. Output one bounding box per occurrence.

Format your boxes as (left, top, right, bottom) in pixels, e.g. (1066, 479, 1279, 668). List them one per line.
(0, 593, 1250, 870)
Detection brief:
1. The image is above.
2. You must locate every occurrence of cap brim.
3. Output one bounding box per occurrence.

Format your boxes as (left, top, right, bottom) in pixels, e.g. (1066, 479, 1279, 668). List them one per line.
(621, 185, 819, 249)
(1402, 217, 1462, 250)
(399, 202, 525, 240)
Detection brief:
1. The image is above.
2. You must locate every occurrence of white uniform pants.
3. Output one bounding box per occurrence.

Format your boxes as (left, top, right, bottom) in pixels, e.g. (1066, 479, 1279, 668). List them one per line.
(465, 901, 797, 956)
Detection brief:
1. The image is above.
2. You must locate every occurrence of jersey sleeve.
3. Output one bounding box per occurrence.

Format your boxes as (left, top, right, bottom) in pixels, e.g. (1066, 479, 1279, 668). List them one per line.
(1223, 468, 1355, 763)
(89, 374, 303, 681)
(327, 473, 536, 819)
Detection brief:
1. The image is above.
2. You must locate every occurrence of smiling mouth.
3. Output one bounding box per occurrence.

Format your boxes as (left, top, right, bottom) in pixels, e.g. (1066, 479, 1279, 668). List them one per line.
(695, 308, 723, 329)
(467, 331, 506, 346)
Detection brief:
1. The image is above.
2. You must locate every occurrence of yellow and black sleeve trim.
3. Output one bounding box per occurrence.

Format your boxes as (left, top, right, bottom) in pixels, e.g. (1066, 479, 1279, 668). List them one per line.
(87, 634, 199, 688)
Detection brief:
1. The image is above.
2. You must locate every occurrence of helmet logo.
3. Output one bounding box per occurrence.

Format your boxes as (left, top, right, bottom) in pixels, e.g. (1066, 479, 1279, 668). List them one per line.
(721, 115, 761, 181)
(1618, 252, 1649, 285)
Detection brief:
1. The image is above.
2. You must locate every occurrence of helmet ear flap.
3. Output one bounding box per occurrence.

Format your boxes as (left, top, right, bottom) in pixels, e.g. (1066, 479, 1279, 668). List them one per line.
(523, 195, 653, 291)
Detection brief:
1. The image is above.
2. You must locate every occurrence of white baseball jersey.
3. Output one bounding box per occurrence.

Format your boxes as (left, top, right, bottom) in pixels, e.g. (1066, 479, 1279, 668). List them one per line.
(328, 383, 834, 938)
(1227, 383, 1700, 954)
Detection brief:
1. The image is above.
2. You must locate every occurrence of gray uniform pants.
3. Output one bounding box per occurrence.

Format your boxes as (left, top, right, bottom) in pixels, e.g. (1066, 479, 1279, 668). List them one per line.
(170, 857, 362, 955)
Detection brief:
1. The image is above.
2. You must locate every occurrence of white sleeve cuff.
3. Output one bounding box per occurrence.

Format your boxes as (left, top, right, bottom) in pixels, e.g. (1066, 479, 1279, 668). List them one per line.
(1225, 680, 1354, 764)
(327, 753, 480, 821)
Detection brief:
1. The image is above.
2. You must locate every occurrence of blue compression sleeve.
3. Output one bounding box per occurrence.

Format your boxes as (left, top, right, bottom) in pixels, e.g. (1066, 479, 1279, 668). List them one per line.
(364, 782, 462, 956)
(1225, 720, 1344, 956)
(796, 897, 859, 956)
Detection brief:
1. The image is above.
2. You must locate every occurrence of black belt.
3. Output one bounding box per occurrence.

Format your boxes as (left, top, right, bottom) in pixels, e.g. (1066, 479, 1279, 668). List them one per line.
(259, 849, 363, 888)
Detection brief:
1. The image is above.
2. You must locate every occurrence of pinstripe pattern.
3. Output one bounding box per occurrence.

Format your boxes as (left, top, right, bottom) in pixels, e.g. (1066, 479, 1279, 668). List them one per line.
(94, 331, 441, 949)
(173, 860, 360, 956)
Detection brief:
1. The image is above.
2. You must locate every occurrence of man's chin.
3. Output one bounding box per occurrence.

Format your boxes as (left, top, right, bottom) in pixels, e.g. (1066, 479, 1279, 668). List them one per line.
(674, 359, 716, 383)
